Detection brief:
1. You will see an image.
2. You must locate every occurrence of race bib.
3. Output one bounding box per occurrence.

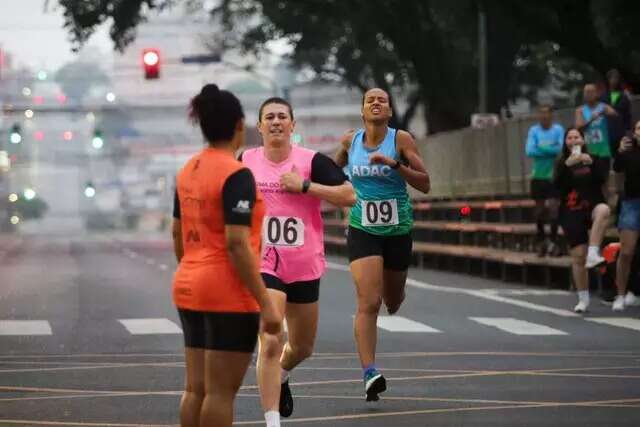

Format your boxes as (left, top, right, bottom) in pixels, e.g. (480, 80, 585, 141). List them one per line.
(361, 199, 399, 226)
(263, 216, 304, 247)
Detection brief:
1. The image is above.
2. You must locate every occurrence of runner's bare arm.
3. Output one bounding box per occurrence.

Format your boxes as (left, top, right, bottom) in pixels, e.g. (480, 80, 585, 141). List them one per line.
(226, 226, 274, 308)
(307, 181, 356, 207)
(280, 171, 356, 207)
(334, 130, 355, 168)
(172, 219, 183, 262)
(395, 131, 430, 193)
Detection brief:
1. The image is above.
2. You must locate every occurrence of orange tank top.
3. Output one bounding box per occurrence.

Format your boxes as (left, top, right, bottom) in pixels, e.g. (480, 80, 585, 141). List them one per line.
(172, 148, 264, 313)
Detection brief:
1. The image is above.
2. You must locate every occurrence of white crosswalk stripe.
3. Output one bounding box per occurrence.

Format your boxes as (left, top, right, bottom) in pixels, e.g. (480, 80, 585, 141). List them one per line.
(480, 289, 571, 296)
(4, 315, 640, 338)
(0, 320, 53, 336)
(118, 318, 182, 335)
(585, 317, 640, 332)
(469, 317, 568, 335)
(376, 316, 442, 333)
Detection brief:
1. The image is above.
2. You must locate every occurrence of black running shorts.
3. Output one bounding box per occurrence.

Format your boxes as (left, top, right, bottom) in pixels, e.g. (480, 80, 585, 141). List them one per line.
(177, 309, 260, 353)
(262, 273, 320, 304)
(347, 226, 413, 271)
(559, 208, 592, 248)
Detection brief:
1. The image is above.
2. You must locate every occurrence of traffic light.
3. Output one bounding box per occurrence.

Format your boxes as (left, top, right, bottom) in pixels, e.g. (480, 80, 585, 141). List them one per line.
(84, 181, 96, 198)
(92, 129, 104, 149)
(9, 123, 21, 144)
(142, 48, 160, 79)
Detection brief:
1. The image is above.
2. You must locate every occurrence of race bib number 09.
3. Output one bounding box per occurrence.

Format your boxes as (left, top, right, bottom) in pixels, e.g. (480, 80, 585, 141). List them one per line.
(264, 216, 304, 247)
(361, 199, 399, 226)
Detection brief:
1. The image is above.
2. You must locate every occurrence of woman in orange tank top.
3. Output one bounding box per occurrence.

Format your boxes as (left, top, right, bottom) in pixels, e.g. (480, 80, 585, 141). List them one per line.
(172, 84, 281, 427)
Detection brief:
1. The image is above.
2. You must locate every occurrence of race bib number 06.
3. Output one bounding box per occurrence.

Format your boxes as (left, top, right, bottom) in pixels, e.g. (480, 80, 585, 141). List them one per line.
(264, 216, 304, 247)
(361, 199, 399, 226)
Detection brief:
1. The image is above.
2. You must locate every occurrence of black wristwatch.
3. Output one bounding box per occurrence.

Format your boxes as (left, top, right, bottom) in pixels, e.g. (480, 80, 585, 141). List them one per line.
(301, 179, 311, 193)
(391, 160, 401, 169)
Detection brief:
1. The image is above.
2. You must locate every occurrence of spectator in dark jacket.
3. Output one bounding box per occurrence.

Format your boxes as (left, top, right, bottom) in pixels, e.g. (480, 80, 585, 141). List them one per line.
(554, 128, 611, 313)
(611, 119, 640, 311)
(601, 69, 633, 150)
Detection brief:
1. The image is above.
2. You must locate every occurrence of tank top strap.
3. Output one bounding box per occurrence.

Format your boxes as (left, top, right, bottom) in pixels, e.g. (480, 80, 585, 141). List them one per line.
(383, 127, 398, 157)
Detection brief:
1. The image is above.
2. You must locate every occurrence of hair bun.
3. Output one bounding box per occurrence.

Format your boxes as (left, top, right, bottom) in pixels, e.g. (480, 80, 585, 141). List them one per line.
(201, 84, 220, 98)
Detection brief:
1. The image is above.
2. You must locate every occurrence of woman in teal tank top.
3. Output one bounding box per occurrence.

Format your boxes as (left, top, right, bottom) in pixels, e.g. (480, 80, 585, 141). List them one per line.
(335, 88, 430, 402)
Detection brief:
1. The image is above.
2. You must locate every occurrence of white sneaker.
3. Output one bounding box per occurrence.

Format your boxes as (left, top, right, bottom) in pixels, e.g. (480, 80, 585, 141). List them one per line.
(585, 252, 605, 269)
(612, 295, 625, 312)
(574, 300, 589, 313)
(624, 292, 640, 307)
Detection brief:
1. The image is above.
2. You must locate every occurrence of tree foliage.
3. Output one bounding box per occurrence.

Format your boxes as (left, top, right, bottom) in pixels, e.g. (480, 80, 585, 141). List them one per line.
(57, 0, 175, 52)
(58, 0, 640, 133)
(55, 60, 110, 102)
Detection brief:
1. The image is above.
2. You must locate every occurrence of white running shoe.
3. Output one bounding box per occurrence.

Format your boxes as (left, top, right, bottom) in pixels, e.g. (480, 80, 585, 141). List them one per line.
(585, 252, 605, 269)
(612, 295, 625, 312)
(574, 300, 589, 313)
(624, 292, 640, 307)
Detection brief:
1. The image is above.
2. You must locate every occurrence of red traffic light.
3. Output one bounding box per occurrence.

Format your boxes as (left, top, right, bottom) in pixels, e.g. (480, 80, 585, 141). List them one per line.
(142, 48, 160, 79)
(460, 205, 471, 217)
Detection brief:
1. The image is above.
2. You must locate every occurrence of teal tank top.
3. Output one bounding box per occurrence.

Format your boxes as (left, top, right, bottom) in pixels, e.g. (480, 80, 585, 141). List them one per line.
(347, 127, 412, 236)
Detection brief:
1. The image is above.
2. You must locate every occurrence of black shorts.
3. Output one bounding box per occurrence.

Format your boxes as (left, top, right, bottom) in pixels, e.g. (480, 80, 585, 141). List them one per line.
(262, 273, 320, 304)
(559, 208, 592, 248)
(177, 309, 259, 353)
(530, 179, 559, 201)
(347, 226, 413, 271)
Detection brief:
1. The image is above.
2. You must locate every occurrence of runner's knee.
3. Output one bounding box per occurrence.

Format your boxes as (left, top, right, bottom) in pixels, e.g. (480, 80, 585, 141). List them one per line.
(288, 342, 314, 360)
(260, 331, 283, 359)
(184, 381, 205, 397)
(358, 296, 382, 314)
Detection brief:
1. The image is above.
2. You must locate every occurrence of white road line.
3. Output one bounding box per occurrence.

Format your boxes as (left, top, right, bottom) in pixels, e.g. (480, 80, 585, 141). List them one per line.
(326, 261, 579, 318)
(118, 318, 182, 335)
(0, 321, 52, 336)
(376, 316, 442, 333)
(159, 264, 168, 271)
(585, 317, 640, 332)
(469, 317, 568, 336)
(480, 289, 571, 296)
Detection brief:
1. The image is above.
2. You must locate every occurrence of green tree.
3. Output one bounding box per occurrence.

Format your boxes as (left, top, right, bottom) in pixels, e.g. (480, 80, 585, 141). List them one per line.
(55, 60, 110, 102)
(58, 0, 640, 133)
(502, 0, 640, 90)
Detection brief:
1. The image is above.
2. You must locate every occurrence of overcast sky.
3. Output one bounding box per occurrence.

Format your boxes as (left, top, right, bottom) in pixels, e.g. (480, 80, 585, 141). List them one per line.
(0, 0, 113, 72)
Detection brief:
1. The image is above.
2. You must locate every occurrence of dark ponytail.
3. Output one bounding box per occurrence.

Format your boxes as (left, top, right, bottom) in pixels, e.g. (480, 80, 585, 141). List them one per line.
(189, 84, 244, 143)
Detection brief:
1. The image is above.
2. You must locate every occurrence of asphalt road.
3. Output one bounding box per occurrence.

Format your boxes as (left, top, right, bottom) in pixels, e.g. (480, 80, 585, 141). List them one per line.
(1, 230, 639, 426)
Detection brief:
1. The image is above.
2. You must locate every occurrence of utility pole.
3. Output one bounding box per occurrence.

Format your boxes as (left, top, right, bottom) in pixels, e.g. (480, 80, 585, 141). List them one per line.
(478, 1, 488, 114)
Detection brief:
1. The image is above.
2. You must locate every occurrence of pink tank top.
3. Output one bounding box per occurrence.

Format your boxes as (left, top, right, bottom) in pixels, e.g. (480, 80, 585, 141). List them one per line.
(242, 146, 326, 283)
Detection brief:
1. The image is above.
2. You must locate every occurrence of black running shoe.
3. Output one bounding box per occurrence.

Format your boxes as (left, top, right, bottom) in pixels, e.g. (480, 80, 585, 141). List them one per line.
(279, 379, 294, 417)
(364, 369, 387, 402)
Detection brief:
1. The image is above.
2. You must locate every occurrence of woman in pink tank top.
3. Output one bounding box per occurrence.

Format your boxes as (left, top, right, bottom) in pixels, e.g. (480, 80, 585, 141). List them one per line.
(241, 97, 355, 425)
